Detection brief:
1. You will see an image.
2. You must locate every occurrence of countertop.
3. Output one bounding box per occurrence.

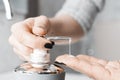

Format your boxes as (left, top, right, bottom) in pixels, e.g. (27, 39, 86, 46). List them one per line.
(0, 71, 92, 80)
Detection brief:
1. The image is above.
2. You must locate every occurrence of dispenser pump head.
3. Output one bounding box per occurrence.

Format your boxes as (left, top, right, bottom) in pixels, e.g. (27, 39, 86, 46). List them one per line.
(30, 49, 50, 68)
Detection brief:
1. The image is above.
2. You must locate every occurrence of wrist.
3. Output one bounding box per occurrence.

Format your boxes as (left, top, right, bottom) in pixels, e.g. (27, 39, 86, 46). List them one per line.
(47, 17, 63, 36)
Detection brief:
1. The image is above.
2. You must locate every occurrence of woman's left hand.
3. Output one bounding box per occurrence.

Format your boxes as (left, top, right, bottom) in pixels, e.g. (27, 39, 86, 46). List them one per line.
(56, 54, 120, 80)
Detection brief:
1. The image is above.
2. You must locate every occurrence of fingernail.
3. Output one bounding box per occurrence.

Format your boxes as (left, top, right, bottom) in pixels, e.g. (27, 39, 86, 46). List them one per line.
(54, 61, 66, 65)
(44, 43, 53, 49)
(51, 41, 55, 45)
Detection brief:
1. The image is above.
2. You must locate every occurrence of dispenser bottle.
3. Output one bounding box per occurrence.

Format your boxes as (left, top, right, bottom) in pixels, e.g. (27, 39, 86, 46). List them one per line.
(14, 36, 72, 80)
(14, 49, 65, 80)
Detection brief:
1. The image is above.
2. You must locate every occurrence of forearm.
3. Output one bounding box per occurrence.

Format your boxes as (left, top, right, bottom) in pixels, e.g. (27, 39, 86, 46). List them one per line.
(48, 14, 84, 42)
(47, 0, 105, 43)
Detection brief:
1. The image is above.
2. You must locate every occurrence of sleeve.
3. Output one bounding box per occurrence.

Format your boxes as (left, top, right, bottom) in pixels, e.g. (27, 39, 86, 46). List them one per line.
(56, 0, 105, 34)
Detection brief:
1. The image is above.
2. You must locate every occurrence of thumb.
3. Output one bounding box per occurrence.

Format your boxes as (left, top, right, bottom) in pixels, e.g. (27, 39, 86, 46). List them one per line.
(55, 54, 81, 71)
(33, 15, 50, 36)
(55, 54, 94, 77)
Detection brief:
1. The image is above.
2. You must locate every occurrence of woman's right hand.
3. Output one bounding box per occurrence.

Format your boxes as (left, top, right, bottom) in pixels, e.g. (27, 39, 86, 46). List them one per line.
(9, 15, 54, 61)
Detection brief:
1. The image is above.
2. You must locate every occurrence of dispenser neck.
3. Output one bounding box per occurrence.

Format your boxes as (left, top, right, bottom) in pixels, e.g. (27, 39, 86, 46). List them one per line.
(30, 49, 50, 68)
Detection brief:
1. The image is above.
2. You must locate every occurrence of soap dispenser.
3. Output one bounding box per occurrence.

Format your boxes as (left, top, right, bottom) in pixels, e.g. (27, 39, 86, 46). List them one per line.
(14, 36, 71, 80)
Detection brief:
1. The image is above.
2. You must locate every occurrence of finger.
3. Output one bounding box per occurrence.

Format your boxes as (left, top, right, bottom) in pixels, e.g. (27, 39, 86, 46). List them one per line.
(13, 47, 30, 61)
(12, 22, 51, 49)
(105, 61, 120, 76)
(33, 15, 50, 36)
(77, 55, 108, 65)
(76, 55, 110, 79)
(106, 61, 120, 69)
(24, 18, 34, 29)
(11, 18, 34, 33)
(20, 63, 33, 70)
(55, 54, 92, 74)
(9, 34, 33, 56)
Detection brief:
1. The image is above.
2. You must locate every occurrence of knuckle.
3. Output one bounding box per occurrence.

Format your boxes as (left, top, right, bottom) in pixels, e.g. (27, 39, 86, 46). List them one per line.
(39, 16, 50, 25)
(24, 47, 32, 54)
(24, 18, 34, 26)
(34, 16, 50, 34)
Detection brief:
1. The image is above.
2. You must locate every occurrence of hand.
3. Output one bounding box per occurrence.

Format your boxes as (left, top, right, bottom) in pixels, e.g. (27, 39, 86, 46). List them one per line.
(9, 16, 54, 61)
(56, 54, 120, 80)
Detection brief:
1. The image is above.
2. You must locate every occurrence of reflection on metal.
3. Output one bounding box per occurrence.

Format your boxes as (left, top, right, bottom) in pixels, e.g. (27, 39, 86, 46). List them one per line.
(3, 0, 12, 20)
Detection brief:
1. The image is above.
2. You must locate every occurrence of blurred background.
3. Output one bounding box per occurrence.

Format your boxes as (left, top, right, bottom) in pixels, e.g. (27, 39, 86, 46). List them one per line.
(0, 0, 120, 76)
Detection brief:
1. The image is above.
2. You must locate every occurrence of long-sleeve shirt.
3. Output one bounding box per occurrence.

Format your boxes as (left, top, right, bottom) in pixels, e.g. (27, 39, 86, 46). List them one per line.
(56, 0, 105, 34)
